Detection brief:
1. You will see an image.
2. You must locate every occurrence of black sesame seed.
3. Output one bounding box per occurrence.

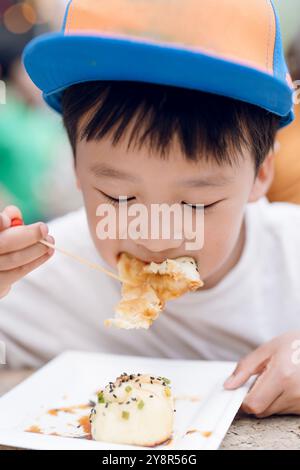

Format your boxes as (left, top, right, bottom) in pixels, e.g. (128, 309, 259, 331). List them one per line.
(113, 394, 117, 398)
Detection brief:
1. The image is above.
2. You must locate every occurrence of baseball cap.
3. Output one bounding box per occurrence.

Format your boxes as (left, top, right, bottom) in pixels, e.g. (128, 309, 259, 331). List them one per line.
(23, 0, 295, 128)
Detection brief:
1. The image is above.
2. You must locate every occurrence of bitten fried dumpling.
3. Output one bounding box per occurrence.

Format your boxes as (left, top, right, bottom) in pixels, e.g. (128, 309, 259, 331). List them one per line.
(104, 253, 203, 329)
(143, 256, 204, 302)
(90, 373, 174, 447)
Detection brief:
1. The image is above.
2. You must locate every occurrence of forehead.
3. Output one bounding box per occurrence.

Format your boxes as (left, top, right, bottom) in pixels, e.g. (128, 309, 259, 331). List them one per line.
(76, 124, 249, 186)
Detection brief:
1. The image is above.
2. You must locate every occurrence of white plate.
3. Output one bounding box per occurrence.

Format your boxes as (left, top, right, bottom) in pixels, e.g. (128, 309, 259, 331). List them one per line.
(0, 350, 252, 450)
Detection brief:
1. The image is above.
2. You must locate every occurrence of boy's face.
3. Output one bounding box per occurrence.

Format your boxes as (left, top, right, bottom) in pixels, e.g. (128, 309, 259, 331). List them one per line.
(75, 119, 273, 288)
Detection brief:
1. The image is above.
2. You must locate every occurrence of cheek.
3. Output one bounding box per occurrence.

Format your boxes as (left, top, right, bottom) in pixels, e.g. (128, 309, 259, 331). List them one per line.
(199, 205, 244, 274)
(95, 239, 120, 268)
(77, 187, 120, 268)
(88, 212, 122, 269)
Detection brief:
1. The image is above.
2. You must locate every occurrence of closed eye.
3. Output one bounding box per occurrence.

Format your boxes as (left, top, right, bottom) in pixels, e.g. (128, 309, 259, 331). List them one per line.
(95, 189, 136, 206)
(182, 201, 219, 211)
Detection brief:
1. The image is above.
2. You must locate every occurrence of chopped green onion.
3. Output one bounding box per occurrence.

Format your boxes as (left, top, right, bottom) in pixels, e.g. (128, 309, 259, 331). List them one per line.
(122, 410, 130, 420)
(137, 400, 145, 410)
(97, 391, 105, 404)
(162, 377, 171, 384)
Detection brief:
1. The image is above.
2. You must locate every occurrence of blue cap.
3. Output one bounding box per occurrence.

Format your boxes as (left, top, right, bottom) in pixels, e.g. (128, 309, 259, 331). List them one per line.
(23, 0, 295, 128)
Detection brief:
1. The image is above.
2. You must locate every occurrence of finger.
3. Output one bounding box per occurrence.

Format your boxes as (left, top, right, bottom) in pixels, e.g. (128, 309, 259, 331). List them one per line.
(0, 235, 55, 271)
(224, 345, 271, 390)
(0, 206, 23, 231)
(254, 391, 286, 418)
(0, 213, 11, 232)
(241, 363, 283, 416)
(0, 250, 54, 287)
(2, 205, 23, 221)
(0, 222, 49, 255)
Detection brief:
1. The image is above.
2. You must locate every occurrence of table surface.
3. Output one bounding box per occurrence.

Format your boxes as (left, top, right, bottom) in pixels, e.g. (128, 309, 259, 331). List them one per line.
(0, 369, 300, 450)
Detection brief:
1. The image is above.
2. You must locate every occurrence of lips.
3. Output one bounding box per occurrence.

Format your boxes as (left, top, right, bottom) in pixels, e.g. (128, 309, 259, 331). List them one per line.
(117, 251, 188, 265)
(136, 256, 169, 264)
(140, 258, 167, 264)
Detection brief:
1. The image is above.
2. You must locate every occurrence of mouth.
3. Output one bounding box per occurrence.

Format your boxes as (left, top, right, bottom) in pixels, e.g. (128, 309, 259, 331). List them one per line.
(135, 256, 169, 264)
(118, 252, 169, 265)
(141, 258, 167, 264)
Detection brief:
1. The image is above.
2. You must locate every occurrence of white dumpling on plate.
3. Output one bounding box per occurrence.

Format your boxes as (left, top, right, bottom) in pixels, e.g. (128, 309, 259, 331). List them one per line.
(90, 373, 174, 447)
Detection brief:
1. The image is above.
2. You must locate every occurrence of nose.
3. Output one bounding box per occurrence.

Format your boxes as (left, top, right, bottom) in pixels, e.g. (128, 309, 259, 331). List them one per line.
(125, 200, 186, 256)
(134, 236, 184, 254)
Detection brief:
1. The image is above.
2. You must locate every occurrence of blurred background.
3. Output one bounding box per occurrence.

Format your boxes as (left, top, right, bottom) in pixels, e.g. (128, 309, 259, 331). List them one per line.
(0, 0, 82, 223)
(0, 0, 299, 223)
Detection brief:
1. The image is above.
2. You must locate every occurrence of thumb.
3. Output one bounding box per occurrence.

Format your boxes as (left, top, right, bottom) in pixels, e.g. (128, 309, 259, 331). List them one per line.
(224, 345, 271, 390)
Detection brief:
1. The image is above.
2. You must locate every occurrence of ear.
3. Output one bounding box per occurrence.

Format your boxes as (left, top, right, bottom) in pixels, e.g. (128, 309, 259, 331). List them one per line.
(248, 150, 275, 203)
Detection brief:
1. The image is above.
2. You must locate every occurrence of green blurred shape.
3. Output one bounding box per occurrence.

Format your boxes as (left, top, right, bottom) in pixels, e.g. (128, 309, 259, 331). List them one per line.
(0, 89, 61, 223)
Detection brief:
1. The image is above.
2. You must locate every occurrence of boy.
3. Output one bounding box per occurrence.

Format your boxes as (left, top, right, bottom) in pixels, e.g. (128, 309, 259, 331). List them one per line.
(0, 0, 300, 418)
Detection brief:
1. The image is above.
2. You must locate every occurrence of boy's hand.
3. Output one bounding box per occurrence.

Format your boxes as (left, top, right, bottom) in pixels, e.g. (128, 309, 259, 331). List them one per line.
(224, 331, 300, 417)
(0, 205, 55, 299)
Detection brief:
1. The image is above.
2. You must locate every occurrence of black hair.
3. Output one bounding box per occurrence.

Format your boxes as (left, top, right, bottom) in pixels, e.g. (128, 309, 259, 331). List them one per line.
(62, 80, 281, 173)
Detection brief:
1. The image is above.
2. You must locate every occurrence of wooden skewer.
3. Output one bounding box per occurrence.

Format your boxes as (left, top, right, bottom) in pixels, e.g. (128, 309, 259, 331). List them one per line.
(39, 240, 135, 286)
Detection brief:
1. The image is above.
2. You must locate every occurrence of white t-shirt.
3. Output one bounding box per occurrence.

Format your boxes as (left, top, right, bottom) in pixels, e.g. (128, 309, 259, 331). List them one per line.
(0, 197, 300, 369)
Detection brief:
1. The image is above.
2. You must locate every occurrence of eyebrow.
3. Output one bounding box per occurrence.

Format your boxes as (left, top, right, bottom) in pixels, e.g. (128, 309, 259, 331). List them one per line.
(179, 176, 234, 188)
(90, 163, 233, 187)
(90, 164, 140, 183)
